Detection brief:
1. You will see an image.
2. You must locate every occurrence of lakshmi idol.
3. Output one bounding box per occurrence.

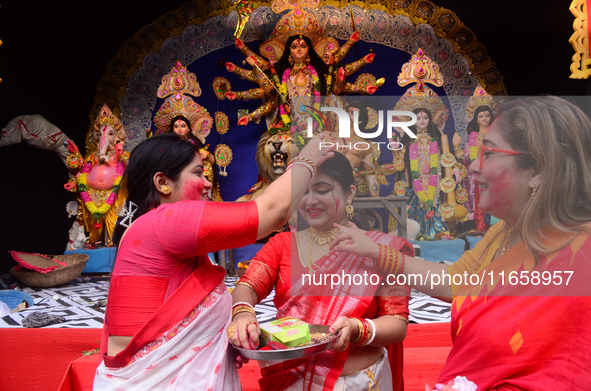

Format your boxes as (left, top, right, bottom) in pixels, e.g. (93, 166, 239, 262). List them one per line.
(452, 86, 496, 235)
(64, 104, 128, 245)
(224, 4, 381, 134)
(153, 61, 222, 200)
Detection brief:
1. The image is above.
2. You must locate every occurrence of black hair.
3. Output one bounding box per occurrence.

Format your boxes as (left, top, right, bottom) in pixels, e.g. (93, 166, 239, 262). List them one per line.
(466, 105, 495, 134)
(317, 151, 355, 191)
(112, 133, 200, 245)
(275, 35, 329, 95)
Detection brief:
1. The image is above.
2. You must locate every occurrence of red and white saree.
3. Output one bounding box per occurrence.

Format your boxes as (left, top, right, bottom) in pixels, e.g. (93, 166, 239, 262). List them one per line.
(239, 231, 413, 391)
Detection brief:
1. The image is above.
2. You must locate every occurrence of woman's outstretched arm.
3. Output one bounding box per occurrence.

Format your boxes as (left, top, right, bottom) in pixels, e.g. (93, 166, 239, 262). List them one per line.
(253, 133, 334, 240)
(330, 222, 453, 302)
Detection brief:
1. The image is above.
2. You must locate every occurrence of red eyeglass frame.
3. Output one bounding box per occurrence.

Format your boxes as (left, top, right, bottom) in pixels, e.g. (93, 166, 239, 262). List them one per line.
(477, 144, 522, 169)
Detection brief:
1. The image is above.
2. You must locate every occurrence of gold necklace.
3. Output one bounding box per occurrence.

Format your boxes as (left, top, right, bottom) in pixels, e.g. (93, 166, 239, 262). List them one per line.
(309, 227, 338, 248)
(307, 227, 338, 272)
(501, 227, 514, 254)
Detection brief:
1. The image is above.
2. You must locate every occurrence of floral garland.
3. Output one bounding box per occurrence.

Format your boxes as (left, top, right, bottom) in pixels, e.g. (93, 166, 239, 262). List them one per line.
(78, 161, 125, 222)
(237, 261, 250, 269)
(409, 139, 439, 209)
(278, 65, 321, 130)
(468, 131, 478, 161)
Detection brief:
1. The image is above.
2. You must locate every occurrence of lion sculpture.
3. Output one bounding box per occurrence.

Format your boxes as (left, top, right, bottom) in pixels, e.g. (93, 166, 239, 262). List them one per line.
(237, 130, 298, 202)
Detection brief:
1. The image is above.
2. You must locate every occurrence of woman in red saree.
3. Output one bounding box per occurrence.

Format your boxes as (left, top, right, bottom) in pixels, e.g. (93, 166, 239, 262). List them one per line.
(93, 132, 333, 390)
(230, 152, 413, 391)
(335, 96, 591, 390)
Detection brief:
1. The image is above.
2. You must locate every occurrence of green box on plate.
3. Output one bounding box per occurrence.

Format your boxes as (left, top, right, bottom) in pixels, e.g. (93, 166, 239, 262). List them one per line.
(260, 317, 311, 348)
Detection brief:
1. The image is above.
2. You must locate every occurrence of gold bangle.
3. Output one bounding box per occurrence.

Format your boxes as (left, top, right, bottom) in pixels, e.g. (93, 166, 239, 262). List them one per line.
(350, 317, 365, 344)
(232, 308, 255, 319)
(360, 320, 373, 346)
(290, 156, 317, 175)
(393, 249, 401, 275)
(377, 244, 390, 274)
(232, 305, 256, 319)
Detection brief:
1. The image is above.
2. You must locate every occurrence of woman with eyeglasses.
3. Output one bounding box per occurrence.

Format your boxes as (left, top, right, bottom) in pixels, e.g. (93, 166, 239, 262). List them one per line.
(332, 96, 591, 390)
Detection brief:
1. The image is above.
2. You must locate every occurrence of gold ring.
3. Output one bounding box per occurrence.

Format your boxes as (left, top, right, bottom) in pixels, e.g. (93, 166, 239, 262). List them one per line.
(246, 320, 257, 328)
(226, 325, 236, 339)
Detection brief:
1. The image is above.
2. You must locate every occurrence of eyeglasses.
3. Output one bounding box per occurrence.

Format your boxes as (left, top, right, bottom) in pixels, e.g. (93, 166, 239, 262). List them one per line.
(477, 144, 522, 170)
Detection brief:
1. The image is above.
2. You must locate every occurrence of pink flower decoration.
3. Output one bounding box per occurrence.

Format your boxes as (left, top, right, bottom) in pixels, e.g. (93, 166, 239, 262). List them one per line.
(426, 211, 434, 219)
(428, 175, 438, 186)
(80, 192, 92, 203)
(413, 179, 423, 191)
(429, 141, 438, 154)
(409, 143, 418, 159)
(117, 162, 125, 175)
(106, 192, 116, 205)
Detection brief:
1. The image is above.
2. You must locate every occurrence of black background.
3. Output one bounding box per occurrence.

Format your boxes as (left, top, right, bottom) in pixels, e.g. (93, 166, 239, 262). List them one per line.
(0, 0, 588, 273)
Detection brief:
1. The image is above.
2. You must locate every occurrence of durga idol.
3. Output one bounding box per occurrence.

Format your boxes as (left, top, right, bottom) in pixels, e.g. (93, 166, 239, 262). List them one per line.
(224, 5, 382, 135)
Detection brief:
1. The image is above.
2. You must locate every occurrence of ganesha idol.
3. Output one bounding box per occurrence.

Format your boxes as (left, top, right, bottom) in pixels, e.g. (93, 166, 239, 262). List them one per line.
(64, 104, 129, 246)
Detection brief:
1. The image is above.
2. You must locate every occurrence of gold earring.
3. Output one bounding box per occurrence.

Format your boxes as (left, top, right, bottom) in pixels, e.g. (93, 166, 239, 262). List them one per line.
(531, 188, 537, 198)
(288, 55, 294, 66)
(161, 185, 171, 195)
(346, 200, 355, 219)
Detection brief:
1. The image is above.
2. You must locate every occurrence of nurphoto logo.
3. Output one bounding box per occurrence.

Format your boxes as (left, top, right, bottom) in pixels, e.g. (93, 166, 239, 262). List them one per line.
(303, 106, 418, 151)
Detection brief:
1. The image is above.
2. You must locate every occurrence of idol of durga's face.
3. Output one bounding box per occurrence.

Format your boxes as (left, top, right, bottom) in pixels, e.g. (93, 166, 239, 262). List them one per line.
(290, 38, 309, 62)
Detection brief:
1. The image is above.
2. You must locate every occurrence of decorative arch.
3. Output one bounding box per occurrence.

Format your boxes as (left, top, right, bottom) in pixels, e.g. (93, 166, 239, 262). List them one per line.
(90, 0, 506, 136)
(88, 0, 507, 201)
(570, 0, 590, 79)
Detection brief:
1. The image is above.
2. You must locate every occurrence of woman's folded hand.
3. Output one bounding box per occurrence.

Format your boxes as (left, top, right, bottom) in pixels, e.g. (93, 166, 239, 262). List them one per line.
(228, 312, 260, 350)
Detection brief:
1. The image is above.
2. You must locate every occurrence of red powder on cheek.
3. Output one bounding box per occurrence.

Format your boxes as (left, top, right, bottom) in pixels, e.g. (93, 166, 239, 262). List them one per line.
(182, 180, 205, 201)
(487, 167, 516, 214)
